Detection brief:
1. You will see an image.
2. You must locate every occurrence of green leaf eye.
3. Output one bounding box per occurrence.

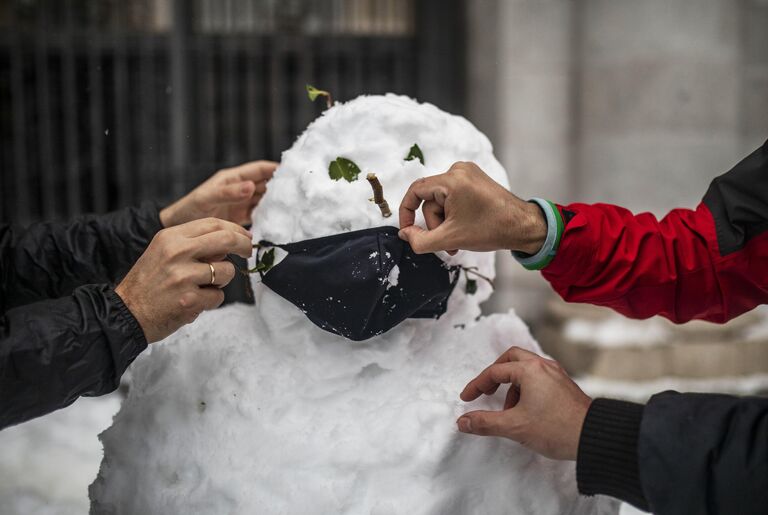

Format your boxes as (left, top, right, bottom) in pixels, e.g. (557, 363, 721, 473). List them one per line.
(329, 157, 362, 182)
(251, 248, 276, 274)
(405, 143, 424, 165)
(261, 248, 275, 269)
(465, 278, 478, 295)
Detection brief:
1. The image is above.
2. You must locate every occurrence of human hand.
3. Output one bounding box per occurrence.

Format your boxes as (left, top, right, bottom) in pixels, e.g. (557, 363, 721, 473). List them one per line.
(160, 161, 278, 228)
(115, 218, 253, 343)
(457, 346, 592, 461)
(398, 162, 547, 255)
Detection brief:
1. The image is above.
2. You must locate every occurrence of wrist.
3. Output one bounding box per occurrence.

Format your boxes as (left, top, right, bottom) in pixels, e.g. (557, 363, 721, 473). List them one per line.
(577, 398, 649, 510)
(159, 203, 180, 228)
(514, 201, 548, 254)
(115, 283, 156, 343)
(511, 198, 563, 270)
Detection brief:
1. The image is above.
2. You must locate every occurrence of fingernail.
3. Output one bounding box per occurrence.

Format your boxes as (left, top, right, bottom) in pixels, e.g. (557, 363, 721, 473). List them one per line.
(457, 417, 472, 433)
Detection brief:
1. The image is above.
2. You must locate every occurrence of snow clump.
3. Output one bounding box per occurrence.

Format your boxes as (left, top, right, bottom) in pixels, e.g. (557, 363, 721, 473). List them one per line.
(91, 95, 617, 515)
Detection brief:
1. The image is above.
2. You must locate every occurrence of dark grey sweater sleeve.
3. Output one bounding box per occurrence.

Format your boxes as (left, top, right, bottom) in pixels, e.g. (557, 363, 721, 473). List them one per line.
(577, 392, 768, 515)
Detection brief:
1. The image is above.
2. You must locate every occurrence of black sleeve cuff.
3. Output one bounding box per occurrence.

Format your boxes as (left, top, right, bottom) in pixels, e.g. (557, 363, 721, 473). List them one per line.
(78, 284, 149, 396)
(577, 398, 650, 511)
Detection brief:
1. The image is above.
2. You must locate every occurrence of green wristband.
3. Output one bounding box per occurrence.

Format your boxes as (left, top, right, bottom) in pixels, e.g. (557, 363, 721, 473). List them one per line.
(512, 198, 564, 271)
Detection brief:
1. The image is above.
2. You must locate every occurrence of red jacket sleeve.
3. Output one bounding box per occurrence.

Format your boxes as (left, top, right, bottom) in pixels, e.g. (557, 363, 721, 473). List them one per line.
(541, 140, 768, 324)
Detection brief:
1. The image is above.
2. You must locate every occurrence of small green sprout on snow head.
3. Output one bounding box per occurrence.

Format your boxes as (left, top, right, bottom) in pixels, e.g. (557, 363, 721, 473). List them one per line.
(306, 84, 333, 109)
(329, 157, 362, 182)
(405, 143, 424, 165)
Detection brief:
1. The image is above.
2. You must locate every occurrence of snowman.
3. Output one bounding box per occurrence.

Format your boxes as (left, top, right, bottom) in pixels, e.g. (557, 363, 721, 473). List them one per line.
(90, 95, 618, 515)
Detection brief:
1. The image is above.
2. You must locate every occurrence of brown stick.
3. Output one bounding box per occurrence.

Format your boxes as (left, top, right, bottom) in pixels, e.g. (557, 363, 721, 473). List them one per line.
(463, 266, 495, 288)
(366, 173, 392, 218)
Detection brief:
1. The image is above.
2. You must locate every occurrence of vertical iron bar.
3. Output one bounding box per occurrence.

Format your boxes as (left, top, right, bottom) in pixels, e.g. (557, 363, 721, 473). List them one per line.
(113, 5, 132, 207)
(202, 22, 217, 171)
(63, 0, 81, 216)
(296, 36, 313, 135)
(246, 34, 264, 159)
(10, 19, 30, 223)
(88, 12, 107, 213)
(139, 26, 155, 200)
(35, 0, 56, 219)
(268, 36, 282, 159)
(224, 0, 239, 164)
(170, 0, 193, 197)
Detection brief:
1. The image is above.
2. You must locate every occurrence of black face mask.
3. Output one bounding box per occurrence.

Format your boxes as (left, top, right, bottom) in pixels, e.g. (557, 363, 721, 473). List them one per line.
(259, 226, 459, 341)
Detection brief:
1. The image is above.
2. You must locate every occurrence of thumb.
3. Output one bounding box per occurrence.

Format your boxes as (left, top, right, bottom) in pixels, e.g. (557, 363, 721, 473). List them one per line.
(457, 410, 515, 438)
(213, 181, 255, 204)
(398, 224, 449, 254)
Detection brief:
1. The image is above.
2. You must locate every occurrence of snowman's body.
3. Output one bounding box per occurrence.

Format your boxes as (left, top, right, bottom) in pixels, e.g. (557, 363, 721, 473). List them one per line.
(91, 95, 617, 515)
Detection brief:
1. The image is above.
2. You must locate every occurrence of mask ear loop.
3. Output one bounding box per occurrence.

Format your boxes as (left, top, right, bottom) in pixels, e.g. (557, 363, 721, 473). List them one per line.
(226, 242, 280, 301)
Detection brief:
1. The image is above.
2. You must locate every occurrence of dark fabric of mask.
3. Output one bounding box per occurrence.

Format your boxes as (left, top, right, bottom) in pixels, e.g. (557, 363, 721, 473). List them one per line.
(259, 226, 460, 341)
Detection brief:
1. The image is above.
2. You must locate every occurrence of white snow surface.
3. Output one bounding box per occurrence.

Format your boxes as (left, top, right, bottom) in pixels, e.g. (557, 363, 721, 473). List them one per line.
(91, 95, 617, 514)
(0, 394, 120, 515)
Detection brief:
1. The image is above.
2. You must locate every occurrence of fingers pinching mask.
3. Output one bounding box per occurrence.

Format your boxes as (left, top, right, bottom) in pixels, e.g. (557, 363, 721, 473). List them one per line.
(259, 226, 459, 341)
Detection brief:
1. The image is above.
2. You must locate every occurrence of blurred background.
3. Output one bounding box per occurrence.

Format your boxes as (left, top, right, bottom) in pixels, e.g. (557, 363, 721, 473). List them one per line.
(1, 1, 767, 514)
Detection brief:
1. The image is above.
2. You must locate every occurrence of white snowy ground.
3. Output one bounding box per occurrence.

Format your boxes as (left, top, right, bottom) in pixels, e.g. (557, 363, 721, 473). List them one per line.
(4, 369, 766, 514)
(0, 394, 121, 515)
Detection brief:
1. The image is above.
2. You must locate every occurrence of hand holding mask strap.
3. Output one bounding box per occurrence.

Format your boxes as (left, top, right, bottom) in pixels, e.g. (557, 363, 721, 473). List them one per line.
(259, 226, 460, 341)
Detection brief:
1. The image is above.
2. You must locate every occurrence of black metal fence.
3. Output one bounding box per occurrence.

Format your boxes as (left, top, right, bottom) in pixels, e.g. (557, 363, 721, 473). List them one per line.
(0, 0, 466, 225)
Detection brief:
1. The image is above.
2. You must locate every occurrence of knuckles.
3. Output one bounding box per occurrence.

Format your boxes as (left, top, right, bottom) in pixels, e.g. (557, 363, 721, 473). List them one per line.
(152, 228, 173, 247)
(202, 217, 224, 232)
(470, 413, 498, 435)
(523, 358, 547, 374)
(167, 268, 188, 287)
(448, 161, 476, 175)
(221, 231, 239, 248)
(220, 262, 236, 284)
(178, 291, 199, 311)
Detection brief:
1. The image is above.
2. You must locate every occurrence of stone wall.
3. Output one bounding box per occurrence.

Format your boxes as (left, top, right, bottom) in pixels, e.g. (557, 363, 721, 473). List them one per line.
(468, 0, 768, 320)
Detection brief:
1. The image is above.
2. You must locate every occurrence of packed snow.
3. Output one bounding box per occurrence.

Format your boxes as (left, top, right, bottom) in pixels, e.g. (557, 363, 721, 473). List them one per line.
(0, 394, 120, 515)
(385, 264, 400, 289)
(90, 95, 617, 514)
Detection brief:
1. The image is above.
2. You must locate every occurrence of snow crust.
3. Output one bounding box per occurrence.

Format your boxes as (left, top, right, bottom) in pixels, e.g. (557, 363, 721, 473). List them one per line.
(0, 395, 120, 515)
(91, 95, 617, 514)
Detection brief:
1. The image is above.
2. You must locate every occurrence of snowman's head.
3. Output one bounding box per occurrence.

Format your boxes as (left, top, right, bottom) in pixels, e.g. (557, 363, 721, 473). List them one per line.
(250, 94, 509, 325)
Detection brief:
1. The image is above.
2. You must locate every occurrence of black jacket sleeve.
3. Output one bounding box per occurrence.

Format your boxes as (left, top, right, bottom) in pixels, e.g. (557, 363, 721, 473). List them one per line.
(0, 284, 147, 429)
(0, 204, 161, 429)
(0, 202, 162, 312)
(577, 393, 768, 514)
